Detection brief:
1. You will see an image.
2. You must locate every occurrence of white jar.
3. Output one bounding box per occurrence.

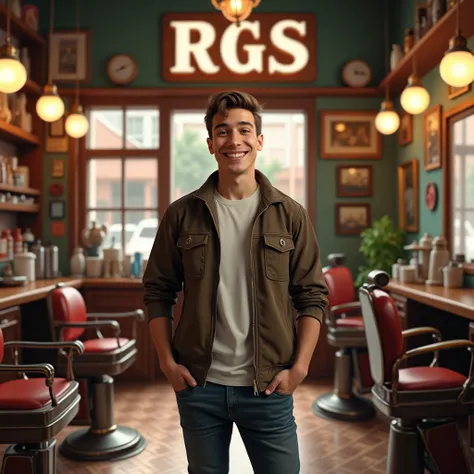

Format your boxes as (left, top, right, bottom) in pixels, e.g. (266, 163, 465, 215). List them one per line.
(13, 251, 36, 283)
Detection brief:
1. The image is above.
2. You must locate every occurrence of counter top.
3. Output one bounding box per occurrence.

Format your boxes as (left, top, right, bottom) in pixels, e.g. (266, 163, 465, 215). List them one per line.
(387, 281, 474, 320)
(0, 277, 144, 310)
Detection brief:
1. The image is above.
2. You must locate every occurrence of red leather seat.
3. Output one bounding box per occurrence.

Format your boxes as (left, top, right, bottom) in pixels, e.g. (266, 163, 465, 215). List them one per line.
(0, 378, 71, 410)
(334, 316, 364, 328)
(83, 338, 130, 352)
(398, 367, 467, 391)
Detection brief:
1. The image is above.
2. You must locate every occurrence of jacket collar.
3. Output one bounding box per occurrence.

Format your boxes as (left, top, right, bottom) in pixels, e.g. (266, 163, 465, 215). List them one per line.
(193, 169, 284, 205)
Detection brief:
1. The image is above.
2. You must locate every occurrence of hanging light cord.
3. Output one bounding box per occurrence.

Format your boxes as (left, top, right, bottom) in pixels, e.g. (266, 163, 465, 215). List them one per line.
(456, 0, 460, 36)
(47, 0, 55, 84)
(6, 0, 11, 43)
(74, 0, 80, 106)
(384, 0, 389, 99)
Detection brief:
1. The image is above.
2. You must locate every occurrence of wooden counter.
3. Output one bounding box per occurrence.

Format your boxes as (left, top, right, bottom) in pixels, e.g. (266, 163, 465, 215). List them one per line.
(0, 277, 144, 310)
(387, 281, 474, 321)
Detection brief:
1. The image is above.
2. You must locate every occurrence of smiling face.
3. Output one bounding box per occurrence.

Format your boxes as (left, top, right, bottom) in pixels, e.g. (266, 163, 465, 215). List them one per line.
(207, 108, 264, 178)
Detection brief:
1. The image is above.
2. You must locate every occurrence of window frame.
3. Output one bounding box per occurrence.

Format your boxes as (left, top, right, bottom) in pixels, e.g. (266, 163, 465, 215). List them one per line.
(71, 95, 316, 260)
(443, 97, 474, 275)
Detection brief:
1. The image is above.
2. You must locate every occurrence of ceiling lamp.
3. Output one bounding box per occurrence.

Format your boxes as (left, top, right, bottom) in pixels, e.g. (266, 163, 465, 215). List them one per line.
(375, 98, 400, 135)
(439, 0, 474, 87)
(65, 103, 89, 138)
(36, 83, 65, 122)
(211, 0, 261, 26)
(0, 1, 27, 93)
(400, 74, 430, 115)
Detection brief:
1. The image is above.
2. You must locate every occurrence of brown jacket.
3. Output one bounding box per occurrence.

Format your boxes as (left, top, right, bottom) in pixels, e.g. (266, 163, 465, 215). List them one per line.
(143, 170, 328, 392)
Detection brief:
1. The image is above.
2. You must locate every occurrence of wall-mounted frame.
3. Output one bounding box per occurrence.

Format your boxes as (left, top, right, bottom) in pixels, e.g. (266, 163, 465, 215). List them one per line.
(320, 110, 382, 159)
(49, 200, 66, 220)
(46, 117, 69, 153)
(335, 203, 371, 235)
(423, 104, 442, 171)
(49, 29, 91, 83)
(448, 83, 471, 100)
(398, 159, 419, 232)
(336, 164, 373, 197)
(398, 111, 413, 146)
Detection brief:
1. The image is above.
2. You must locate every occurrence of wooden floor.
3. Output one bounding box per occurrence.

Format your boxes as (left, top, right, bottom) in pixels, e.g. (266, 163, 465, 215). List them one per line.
(1, 380, 472, 473)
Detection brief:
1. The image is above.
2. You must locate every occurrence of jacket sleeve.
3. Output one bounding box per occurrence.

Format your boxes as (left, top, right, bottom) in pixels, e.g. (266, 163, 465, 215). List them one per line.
(142, 206, 183, 322)
(289, 205, 329, 323)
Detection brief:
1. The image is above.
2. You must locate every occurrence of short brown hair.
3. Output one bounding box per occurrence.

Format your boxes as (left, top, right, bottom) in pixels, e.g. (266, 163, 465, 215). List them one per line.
(204, 90, 263, 138)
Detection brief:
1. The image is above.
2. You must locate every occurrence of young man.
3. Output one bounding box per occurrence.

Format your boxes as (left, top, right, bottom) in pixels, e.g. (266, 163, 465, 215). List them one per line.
(143, 91, 328, 474)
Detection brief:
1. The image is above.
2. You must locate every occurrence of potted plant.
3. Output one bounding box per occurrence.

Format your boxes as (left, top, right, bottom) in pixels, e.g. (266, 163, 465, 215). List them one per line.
(355, 215, 405, 287)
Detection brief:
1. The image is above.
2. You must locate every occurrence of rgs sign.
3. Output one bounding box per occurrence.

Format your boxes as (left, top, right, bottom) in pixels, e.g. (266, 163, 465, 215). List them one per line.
(161, 13, 316, 83)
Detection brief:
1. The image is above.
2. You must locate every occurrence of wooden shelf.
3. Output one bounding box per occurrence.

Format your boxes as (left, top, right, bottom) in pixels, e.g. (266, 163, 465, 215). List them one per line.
(0, 121, 39, 146)
(380, 0, 474, 92)
(0, 184, 40, 196)
(22, 79, 42, 95)
(0, 203, 39, 213)
(0, 6, 45, 48)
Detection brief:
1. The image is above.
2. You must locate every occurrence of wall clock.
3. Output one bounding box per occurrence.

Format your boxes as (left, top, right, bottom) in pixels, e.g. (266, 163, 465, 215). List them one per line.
(341, 60, 372, 88)
(107, 54, 139, 85)
(425, 182, 438, 212)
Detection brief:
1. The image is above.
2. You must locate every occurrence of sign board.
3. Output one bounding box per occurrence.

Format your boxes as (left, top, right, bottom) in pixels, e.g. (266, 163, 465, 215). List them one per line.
(161, 13, 316, 83)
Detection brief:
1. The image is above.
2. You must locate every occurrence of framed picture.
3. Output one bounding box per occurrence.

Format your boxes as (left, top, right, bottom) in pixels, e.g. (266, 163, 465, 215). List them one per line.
(448, 83, 471, 99)
(423, 104, 442, 171)
(51, 159, 64, 178)
(320, 110, 382, 159)
(337, 165, 373, 197)
(49, 29, 91, 83)
(45, 116, 69, 153)
(398, 112, 413, 146)
(335, 203, 371, 235)
(398, 159, 419, 232)
(49, 200, 66, 220)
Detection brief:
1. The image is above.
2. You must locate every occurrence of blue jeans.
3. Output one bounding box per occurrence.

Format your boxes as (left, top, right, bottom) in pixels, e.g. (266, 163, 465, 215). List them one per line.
(175, 382, 300, 474)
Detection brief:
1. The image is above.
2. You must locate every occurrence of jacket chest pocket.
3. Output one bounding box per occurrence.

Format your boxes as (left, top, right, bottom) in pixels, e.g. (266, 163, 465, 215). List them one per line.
(177, 233, 209, 279)
(263, 234, 294, 281)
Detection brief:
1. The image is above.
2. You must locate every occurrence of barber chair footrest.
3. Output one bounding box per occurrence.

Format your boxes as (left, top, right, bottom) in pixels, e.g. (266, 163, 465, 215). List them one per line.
(59, 425, 146, 462)
(312, 392, 375, 422)
(2, 440, 56, 474)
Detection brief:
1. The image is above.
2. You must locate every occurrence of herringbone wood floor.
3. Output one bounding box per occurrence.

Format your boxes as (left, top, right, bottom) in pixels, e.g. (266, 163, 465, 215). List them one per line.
(1, 380, 473, 473)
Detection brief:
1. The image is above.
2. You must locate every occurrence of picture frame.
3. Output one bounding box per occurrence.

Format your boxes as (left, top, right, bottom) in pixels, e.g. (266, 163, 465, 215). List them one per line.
(398, 111, 413, 146)
(335, 203, 371, 236)
(398, 159, 419, 232)
(336, 165, 373, 197)
(49, 200, 66, 220)
(423, 104, 442, 171)
(320, 110, 382, 159)
(447, 83, 471, 100)
(51, 159, 64, 178)
(45, 117, 69, 153)
(49, 29, 91, 83)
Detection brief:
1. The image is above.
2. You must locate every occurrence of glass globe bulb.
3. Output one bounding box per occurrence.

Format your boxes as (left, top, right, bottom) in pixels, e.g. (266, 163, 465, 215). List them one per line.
(36, 85, 65, 122)
(65, 111, 89, 138)
(212, 0, 260, 24)
(375, 110, 400, 135)
(439, 49, 474, 87)
(400, 85, 430, 115)
(0, 57, 27, 94)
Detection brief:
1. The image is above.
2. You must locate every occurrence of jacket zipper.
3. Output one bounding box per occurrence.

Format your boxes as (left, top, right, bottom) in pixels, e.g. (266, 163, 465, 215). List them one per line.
(250, 203, 270, 396)
(202, 200, 220, 388)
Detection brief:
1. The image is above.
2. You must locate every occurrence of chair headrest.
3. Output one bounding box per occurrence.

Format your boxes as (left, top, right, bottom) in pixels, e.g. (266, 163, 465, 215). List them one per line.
(365, 270, 390, 289)
(327, 253, 346, 267)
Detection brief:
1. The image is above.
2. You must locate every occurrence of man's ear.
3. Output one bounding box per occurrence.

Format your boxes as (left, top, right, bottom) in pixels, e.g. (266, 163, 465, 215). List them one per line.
(207, 137, 214, 154)
(257, 133, 264, 151)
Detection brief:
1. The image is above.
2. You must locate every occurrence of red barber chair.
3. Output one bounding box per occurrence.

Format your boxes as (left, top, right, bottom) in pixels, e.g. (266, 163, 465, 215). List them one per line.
(0, 320, 83, 474)
(47, 283, 146, 462)
(312, 254, 375, 421)
(359, 270, 474, 474)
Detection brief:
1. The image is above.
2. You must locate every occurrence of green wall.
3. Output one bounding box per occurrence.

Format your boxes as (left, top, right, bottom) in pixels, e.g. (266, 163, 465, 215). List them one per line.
(32, 0, 398, 277)
(391, 1, 474, 286)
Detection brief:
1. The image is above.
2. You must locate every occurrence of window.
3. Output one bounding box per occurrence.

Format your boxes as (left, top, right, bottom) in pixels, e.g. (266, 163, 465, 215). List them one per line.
(450, 111, 474, 263)
(170, 111, 306, 207)
(85, 106, 159, 259)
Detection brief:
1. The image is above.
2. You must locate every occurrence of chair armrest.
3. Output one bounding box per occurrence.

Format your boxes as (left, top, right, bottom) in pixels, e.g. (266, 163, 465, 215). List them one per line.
(0, 362, 59, 406)
(327, 301, 361, 325)
(391, 340, 474, 404)
(53, 320, 122, 348)
(3, 340, 85, 381)
(87, 309, 145, 321)
(401, 327, 442, 366)
(0, 319, 18, 330)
